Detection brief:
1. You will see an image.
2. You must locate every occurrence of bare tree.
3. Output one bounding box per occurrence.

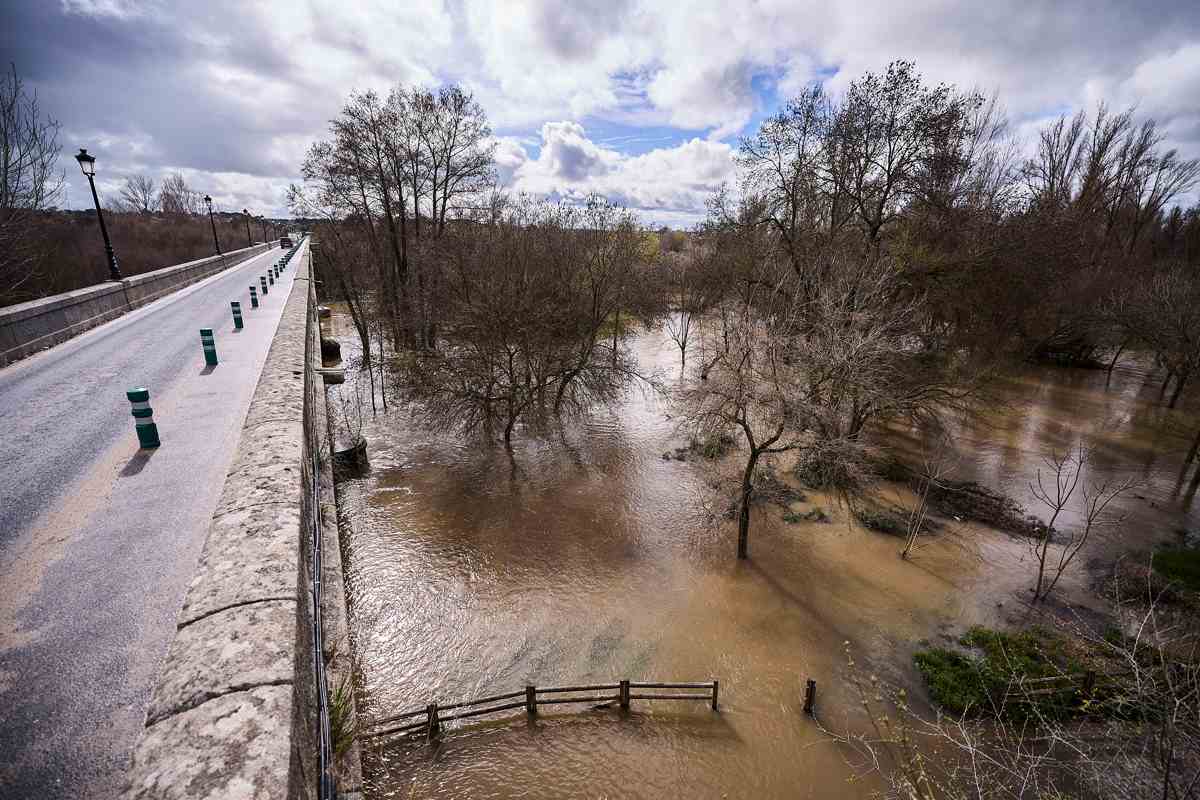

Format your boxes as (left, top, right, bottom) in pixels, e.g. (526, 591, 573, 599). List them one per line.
(900, 430, 957, 560)
(686, 182, 972, 560)
(398, 196, 650, 447)
(661, 248, 701, 369)
(158, 172, 200, 215)
(1127, 267, 1200, 409)
(0, 63, 62, 304)
(681, 282, 805, 559)
(1027, 446, 1135, 601)
(119, 174, 157, 214)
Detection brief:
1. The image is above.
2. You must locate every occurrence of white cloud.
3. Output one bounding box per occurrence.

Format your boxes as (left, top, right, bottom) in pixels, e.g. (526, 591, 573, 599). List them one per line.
(12, 0, 1200, 218)
(508, 122, 736, 226)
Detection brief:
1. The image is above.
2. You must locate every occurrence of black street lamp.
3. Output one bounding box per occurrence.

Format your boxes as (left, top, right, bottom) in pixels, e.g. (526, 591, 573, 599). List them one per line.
(74, 148, 122, 281)
(242, 208, 253, 247)
(204, 194, 222, 255)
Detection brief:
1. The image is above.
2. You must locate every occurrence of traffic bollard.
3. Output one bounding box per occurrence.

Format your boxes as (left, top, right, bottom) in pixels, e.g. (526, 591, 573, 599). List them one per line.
(249, 285, 259, 308)
(126, 387, 161, 448)
(260, 276, 268, 295)
(231, 301, 243, 329)
(200, 328, 218, 366)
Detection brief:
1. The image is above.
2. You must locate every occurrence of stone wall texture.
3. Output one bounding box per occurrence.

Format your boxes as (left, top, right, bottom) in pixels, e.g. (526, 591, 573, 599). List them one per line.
(0, 242, 272, 367)
(123, 242, 360, 800)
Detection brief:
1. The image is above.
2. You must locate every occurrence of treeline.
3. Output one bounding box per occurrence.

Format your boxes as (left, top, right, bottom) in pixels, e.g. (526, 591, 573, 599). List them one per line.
(6, 208, 275, 303)
(723, 61, 1200, 368)
(298, 61, 1200, 553)
(679, 60, 1200, 556)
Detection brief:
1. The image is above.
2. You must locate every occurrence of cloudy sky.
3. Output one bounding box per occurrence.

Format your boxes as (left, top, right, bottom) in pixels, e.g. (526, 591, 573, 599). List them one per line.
(4, 0, 1199, 226)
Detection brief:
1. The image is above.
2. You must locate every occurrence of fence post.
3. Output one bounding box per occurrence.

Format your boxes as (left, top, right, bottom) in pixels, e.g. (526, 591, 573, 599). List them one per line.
(249, 285, 258, 308)
(711, 680, 719, 711)
(619, 680, 630, 710)
(525, 685, 537, 716)
(231, 301, 243, 329)
(803, 679, 816, 716)
(426, 703, 440, 741)
(199, 328, 217, 366)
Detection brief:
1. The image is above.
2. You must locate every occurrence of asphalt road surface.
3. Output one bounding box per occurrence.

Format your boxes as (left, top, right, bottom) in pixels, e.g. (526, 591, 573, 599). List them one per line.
(0, 245, 301, 799)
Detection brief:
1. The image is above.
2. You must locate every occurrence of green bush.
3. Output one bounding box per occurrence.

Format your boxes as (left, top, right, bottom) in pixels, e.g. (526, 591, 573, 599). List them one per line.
(914, 626, 1082, 718)
(690, 432, 736, 459)
(913, 647, 989, 714)
(1154, 548, 1200, 592)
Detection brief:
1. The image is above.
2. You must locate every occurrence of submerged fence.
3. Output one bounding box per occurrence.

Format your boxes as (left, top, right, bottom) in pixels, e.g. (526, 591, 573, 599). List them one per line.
(363, 679, 720, 742)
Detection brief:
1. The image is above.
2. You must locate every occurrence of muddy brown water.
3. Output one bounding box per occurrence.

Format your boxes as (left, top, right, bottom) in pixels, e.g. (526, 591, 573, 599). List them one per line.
(330, 311, 1200, 799)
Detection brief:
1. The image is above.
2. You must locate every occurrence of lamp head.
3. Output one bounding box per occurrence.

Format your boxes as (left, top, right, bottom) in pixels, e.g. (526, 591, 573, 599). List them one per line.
(74, 148, 96, 177)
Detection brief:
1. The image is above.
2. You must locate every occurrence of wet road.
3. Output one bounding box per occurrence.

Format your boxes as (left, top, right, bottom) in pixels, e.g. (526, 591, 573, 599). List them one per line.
(0, 244, 301, 799)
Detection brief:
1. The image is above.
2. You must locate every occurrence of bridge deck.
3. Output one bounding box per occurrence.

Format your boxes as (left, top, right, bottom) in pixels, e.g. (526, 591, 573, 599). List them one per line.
(0, 246, 299, 799)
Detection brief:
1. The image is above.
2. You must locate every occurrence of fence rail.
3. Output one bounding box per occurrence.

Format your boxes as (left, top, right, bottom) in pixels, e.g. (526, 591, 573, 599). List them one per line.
(1003, 670, 1102, 703)
(363, 679, 720, 742)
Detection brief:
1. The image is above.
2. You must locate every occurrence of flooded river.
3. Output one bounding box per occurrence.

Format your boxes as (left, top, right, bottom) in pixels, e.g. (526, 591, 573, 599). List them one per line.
(330, 312, 1200, 799)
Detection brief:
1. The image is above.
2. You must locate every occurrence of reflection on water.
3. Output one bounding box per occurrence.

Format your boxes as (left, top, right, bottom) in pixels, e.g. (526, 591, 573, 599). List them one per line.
(332, 311, 1199, 799)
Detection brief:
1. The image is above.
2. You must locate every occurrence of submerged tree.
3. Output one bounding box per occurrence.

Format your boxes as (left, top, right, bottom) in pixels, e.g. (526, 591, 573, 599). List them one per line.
(396, 196, 651, 446)
(1027, 446, 1134, 601)
(683, 186, 969, 559)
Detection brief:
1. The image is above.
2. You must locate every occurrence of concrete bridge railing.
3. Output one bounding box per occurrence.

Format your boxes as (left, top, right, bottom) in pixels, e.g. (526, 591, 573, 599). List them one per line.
(0, 242, 273, 367)
(123, 242, 361, 799)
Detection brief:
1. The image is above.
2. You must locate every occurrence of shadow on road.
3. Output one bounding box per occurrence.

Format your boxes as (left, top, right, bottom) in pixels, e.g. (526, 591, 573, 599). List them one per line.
(200, 364, 217, 375)
(121, 448, 158, 477)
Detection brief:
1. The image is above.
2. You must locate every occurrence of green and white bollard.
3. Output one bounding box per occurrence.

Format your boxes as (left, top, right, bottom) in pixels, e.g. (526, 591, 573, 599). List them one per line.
(200, 328, 218, 366)
(126, 387, 161, 448)
(268, 271, 274, 286)
(260, 276, 268, 295)
(231, 301, 243, 329)
(249, 285, 259, 308)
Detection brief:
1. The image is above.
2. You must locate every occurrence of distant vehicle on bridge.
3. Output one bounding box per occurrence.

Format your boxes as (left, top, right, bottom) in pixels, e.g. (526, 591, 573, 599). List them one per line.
(279, 235, 293, 248)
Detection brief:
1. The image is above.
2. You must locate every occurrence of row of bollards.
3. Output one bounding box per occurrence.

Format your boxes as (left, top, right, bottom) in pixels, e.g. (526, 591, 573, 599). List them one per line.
(124, 238, 306, 449)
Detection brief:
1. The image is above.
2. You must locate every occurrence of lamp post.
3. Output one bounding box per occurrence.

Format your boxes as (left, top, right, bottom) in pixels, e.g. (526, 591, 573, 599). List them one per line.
(242, 208, 253, 247)
(204, 194, 222, 255)
(74, 148, 122, 281)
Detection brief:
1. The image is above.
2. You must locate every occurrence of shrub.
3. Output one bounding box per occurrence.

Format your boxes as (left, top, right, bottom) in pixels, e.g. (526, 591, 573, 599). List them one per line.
(914, 626, 1083, 718)
(1154, 548, 1200, 592)
(914, 647, 989, 714)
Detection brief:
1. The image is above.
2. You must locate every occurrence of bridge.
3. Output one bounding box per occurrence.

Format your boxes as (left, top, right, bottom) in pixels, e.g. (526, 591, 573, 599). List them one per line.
(0, 239, 358, 799)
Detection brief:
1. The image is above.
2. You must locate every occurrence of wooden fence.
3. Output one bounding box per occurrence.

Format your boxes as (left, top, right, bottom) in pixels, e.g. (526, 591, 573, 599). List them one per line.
(1003, 670, 1101, 704)
(362, 679, 720, 742)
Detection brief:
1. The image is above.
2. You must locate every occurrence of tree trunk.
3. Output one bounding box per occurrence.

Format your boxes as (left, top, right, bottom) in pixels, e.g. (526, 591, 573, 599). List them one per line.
(1186, 460, 1200, 508)
(1185, 426, 1200, 467)
(1168, 372, 1188, 409)
(1160, 370, 1174, 401)
(504, 413, 517, 448)
(611, 310, 620, 368)
(1105, 339, 1127, 384)
(737, 450, 761, 560)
